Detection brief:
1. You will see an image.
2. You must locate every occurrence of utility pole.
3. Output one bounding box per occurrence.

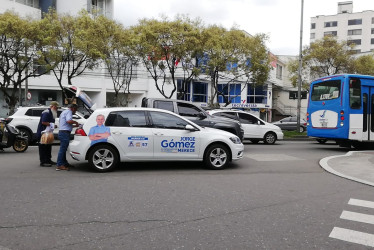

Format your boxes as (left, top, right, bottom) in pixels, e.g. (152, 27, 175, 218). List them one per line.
(297, 0, 304, 133)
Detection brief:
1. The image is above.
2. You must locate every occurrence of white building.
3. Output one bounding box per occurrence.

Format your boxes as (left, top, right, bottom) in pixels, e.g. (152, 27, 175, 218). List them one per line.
(0, 0, 297, 122)
(310, 1, 374, 54)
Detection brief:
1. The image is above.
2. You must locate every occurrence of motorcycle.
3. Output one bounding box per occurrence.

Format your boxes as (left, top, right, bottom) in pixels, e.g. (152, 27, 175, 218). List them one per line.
(0, 118, 28, 152)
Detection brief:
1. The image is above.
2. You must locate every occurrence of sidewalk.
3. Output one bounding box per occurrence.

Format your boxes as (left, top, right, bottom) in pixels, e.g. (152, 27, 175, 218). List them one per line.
(320, 151, 374, 187)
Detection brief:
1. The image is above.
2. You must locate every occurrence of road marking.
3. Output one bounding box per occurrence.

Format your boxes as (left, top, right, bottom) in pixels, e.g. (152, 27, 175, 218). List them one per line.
(245, 154, 301, 161)
(329, 227, 374, 247)
(341, 210, 374, 225)
(349, 198, 374, 209)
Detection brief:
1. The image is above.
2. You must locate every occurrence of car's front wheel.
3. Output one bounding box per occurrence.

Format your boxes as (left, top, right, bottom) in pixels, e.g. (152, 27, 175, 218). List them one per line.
(204, 144, 231, 170)
(88, 145, 119, 172)
(264, 132, 277, 144)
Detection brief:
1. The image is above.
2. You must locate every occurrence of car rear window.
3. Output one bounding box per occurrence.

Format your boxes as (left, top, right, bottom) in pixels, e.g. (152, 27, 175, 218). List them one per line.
(25, 109, 44, 117)
(106, 111, 148, 127)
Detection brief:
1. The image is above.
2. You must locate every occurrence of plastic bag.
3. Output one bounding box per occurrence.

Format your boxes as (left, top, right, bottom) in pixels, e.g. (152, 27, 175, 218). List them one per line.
(40, 124, 55, 144)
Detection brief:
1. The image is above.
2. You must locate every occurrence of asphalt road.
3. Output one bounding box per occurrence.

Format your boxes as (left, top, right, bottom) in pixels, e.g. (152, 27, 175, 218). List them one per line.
(0, 141, 374, 249)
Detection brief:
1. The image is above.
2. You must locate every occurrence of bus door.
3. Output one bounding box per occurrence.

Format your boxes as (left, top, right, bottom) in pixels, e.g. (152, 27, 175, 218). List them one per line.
(360, 85, 374, 141)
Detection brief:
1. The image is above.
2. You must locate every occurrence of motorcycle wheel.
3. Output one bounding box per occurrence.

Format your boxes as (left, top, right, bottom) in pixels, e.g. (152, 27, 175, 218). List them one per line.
(13, 139, 28, 153)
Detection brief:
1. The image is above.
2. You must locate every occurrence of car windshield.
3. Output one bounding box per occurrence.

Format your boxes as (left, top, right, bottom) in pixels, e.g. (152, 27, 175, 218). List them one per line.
(311, 80, 341, 101)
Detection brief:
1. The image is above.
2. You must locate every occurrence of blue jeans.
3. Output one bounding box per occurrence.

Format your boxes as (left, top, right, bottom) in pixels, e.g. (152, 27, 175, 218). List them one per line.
(57, 131, 70, 167)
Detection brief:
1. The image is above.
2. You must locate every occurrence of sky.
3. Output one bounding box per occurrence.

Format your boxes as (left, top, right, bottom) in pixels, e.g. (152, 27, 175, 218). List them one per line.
(113, 0, 374, 56)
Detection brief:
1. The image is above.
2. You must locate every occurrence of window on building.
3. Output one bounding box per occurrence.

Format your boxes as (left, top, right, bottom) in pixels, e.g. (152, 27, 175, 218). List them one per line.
(310, 33, 315, 39)
(372, 28, 374, 34)
(15, 0, 39, 8)
(177, 79, 191, 101)
(348, 39, 361, 45)
(91, 0, 105, 15)
(217, 84, 241, 104)
(324, 31, 337, 37)
(371, 38, 374, 45)
(348, 19, 362, 25)
(247, 84, 267, 104)
(347, 29, 362, 35)
(289, 91, 307, 99)
(276, 64, 283, 80)
(350, 49, 361, 54)
(324, 21, 337, 27)
(192, 82, 207, 102)
(372, 17, 374, 24)
(311, 23, 316, 29)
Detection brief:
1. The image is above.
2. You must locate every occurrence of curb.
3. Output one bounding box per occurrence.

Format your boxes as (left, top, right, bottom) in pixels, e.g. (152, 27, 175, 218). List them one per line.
(319, 151, 374, 187)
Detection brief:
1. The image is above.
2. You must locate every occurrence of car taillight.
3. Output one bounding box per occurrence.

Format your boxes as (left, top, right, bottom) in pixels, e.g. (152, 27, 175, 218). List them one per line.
(4, 118, 13, 124)
(75, 128, 87, 136)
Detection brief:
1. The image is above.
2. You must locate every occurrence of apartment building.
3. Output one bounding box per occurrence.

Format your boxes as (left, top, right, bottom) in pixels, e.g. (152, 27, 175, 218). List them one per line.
(310, 1, 374, 54)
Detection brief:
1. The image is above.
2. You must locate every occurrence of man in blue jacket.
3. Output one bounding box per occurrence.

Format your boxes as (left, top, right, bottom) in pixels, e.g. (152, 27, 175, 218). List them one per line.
(37, 101, 59, 167)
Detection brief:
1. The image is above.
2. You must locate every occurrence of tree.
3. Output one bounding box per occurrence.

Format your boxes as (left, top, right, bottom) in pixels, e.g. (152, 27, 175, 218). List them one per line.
(200, 26, 270, 107)
(98, 17, 138, 107)
(132, 16, 202, 99)
(0, 12, 51, 115)
(40, 10, 105, 102)
(353, 54, 374, 76)
(288, 36, 355, 88)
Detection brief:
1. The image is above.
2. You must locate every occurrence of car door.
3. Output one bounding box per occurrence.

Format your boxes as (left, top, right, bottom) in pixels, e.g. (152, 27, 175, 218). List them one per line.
(278, 117, 291, 130)
(106, 111, 154, 160)
(149, 111, 201, 160)
(237, 112, 264, 139)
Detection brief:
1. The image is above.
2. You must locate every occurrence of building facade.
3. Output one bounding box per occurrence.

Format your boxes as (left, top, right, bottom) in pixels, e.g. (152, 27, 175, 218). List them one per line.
(310, 1, 374, 54)
(0, 0, 298, 122)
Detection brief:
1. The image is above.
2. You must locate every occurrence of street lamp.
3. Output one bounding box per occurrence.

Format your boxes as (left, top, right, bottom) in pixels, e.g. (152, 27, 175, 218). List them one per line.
(297, 0, 304, 132)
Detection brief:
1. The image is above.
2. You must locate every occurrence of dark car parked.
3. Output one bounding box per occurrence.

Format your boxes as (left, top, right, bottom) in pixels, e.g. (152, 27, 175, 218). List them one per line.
(141, 98, 244, 141)
(272, 116, 307, 132)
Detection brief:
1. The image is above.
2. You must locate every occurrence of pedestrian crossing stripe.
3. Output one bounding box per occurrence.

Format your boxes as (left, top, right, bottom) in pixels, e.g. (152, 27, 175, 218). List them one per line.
(329, 198, 374, 247)
(348, 198, 374, 209)
(329, 227, 374, 248)
(340, 210, 374, 225)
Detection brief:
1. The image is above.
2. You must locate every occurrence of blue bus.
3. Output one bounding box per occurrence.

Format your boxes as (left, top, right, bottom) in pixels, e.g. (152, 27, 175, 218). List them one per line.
(307, 74, 374, 148)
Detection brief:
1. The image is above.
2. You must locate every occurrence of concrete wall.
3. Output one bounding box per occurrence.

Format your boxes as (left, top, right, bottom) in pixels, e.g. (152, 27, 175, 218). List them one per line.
(0, 0, 41, 18)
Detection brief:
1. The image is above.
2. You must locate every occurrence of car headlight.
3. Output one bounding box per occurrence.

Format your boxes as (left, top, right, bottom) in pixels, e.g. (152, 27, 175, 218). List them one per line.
(229, 136, 241, 144)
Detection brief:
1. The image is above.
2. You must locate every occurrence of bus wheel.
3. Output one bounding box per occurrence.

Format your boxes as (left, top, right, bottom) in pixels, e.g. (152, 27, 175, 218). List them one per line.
(316, 139, 327, 144)
(352, 141, 368, 150)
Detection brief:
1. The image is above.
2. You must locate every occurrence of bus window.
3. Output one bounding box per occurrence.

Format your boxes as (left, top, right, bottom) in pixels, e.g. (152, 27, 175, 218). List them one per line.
(311, 80, 341, 101)
(349, 78, 361, 109)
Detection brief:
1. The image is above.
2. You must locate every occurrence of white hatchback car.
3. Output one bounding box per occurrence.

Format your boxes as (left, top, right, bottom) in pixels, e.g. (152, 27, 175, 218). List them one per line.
(207, 110, 284, 144)
(69, 107, 244, 172)
(7, 106, 87, 143)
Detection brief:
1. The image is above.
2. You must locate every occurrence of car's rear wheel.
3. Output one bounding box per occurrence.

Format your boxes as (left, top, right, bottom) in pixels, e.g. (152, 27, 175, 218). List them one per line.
(88, 145, 119, 172)
(264, 132, 277, 144)
(204, 144, 230, 170)
(299, 126, 305, 133)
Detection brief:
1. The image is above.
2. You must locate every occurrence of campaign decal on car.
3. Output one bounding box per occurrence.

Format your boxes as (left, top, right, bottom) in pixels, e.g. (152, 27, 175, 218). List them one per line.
(161, 137, 195, 153)
(88, 114, 111, 146)
(128, 136, 149, 148)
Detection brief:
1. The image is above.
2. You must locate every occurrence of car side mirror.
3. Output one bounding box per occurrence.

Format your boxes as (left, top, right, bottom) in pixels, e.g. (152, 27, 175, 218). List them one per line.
(185, 124, 198, 131)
